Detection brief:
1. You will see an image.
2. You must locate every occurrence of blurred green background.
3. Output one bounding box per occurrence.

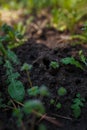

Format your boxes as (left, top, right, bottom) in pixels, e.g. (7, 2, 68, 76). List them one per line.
(0, 0, 87, 32)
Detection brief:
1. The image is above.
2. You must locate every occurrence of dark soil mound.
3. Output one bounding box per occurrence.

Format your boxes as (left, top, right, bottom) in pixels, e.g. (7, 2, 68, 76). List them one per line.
(0, 39, 87, 130)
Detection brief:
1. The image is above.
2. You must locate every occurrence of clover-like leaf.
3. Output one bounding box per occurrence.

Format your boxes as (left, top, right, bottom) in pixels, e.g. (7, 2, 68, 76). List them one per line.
(21, 63, 32, 71)
(23, 100, 45, 114)
(27, 86, 39, 96)
(8, 81, 25, 102)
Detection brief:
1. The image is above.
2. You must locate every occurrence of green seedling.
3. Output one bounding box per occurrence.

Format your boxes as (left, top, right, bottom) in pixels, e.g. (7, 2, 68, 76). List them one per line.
(5, 60, 25, 102)
(0, 42, 19, 64)
(57, 87, 67, 96)
(50, 61, 59, 69)
(27, 86, 39, 96)
(21, 63, 32, 71)
(61, 57, 83, 70)
(27, 85, 49, 97)
(23, 100, 45, 114)
(79, 50, 87, 66)
(21, 63, 33, 87)
(0, 23, 24, 48)
(56, 102, 62, 110)
(13, 108, 23, 126)
(50, 99, 55, 105)
(50, 99, 62, 110)
(71, 93, 85, 118)
(0, 37, 25, 102)
(39, 85, 49, 96)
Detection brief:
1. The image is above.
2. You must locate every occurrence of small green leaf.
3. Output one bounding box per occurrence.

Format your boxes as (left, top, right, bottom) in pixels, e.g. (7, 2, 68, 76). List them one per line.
(61, 57, 83, 70)
(27, 86, 39, 96)
(50, 99, 55, 105)
(56, 102, 62, 109)
(50, 61, 59, 69)
(21, 63, 32, 71)
(24, 100, 45, 114)
(7, 49, 20, 64)
(79, 50, 87, 66)
(71, 94, 85, 118)
(39, 85, 49, 96)
(57, 87, 67, 96)
(71, 105, 81, 118)
(8, 81, 25, 102)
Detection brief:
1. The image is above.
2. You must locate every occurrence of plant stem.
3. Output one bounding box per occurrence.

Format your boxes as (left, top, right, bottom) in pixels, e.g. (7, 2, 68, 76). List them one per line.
(26, 70, 32, 87)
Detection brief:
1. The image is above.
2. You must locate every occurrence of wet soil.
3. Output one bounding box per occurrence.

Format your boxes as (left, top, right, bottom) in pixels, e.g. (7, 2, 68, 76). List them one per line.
(0, 37, 87, 130)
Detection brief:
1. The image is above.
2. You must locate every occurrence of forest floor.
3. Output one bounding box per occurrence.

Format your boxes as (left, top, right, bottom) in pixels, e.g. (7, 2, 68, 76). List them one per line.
(0, 10, 87, 130)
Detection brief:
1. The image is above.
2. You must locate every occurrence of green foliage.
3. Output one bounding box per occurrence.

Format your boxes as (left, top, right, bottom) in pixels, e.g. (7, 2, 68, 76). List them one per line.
(0, 28, 25, 102)
(50, 99, 62, 110)
(13, 108, 23, 126)
(21, 63, 32, 71)
(50, 99, 55, 105)
(0, 24, 24, 48)
(1, 0, 87, 32)
(5, 60, 25, 102)
(79, 50, 87, 66)
(51, 0, 87, 31)
(50, 61, 59, 69)
(7, 49, 19, 64)
(57, 87, 67, 96)
(27, 85, 49, 97)
(61, 57, 83, 70)
(56, 102, 62, 110)
(23, 100, 45, 114)
(71, 93, 85, 118)
(6, 61, 25, 101)
(27, 86, 39, 96)
(14, 22, 26, 36)
(39, 85, 49, 96)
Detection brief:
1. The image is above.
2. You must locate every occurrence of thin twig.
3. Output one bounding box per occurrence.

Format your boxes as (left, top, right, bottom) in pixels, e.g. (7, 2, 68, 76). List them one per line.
(52, 114, 72, 121)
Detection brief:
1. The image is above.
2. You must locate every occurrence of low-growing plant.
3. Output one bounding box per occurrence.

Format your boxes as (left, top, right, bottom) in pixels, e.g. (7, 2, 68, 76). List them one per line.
(21, 63, 33, 87)
(23, 100, 45, 114)
(51, 0, 87, 32)
(5, 60, 25, 102)
(0, 24, 59, 129)
(61, 57, 84, 70)
(57, 87, 67, 96)
(0, 41, 25, 102)
(0, 23, 25, 48)
(50, 99, 55, 105)
(56, 102, 62, 110)
(71, 93, 85, 118)
(50, 61, 59, 69)
(27, 85, 49, 97)
(13, 108, 23, 127)
(50, 99, 62, 110)
(79, 50, 87, 66)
